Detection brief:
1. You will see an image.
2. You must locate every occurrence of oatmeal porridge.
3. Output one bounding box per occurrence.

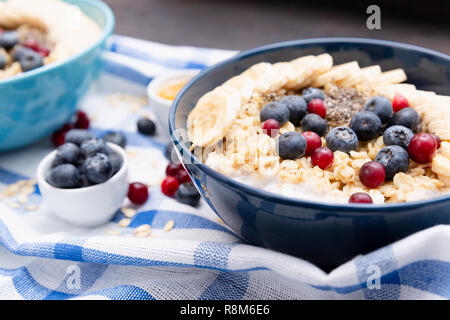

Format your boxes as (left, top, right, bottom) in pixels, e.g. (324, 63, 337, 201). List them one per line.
(187, 54, 450, 204)
(0, 0, 101, 79)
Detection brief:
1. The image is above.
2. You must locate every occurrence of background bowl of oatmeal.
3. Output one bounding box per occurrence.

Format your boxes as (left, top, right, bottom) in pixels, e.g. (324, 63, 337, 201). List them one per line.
(0, 0, 115, 151)
(170, 38, 450, 269)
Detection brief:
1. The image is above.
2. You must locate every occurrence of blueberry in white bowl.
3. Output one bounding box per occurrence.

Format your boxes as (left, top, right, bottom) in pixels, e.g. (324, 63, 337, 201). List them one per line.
(102, 131, 127, 148)
(65, 129, 94, 146)
(46, 164, 80, 189)
(38, 137, 129, 227)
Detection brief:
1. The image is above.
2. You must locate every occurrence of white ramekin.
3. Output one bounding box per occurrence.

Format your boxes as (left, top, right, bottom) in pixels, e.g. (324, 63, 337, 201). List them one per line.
(147, 69, 200, 137)
(37, 143, 129, 227)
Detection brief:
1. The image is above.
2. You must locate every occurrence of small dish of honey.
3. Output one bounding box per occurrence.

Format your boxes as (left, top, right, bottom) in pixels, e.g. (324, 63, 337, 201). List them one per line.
(147, 69, 200, 138)
(157, 76, 192, 101)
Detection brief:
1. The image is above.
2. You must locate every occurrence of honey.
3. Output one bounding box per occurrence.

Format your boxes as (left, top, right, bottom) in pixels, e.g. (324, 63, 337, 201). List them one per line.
(157, 76, 191, 101)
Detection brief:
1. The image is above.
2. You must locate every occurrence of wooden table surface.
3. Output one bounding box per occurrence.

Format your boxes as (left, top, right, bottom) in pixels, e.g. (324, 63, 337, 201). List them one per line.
(104, 0, 450, 54)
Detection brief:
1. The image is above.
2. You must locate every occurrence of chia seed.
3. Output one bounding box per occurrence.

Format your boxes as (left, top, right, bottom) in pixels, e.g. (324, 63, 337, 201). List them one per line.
(324, 85, 368, 127)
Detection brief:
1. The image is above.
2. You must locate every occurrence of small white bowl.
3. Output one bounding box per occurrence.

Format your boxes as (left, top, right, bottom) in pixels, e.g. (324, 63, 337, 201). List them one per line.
(147, 69, 200, 136)
(37, 143, 129, 227)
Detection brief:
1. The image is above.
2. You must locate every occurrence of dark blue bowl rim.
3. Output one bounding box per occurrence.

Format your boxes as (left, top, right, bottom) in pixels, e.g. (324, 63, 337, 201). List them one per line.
(170, 37, 450, 212)
(0, 0, 115, 86)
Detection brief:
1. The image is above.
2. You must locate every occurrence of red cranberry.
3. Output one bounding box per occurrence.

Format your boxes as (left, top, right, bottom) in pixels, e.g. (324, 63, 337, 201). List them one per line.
(161, 176, 179, 197)
(24, 39, 50, 57)
(307, 99, 327, 118)
(311, 147, 334, 170)
(38, 47, 50, 57)
(432, 134, 441, 149)
(24, 39, 39, 51)
(52, 129, 66, 147)
(359, 161, 386, 188)
(61, 122, 75, 132)
(302, 131, 322, 156)
(349, 192, 373, 204)
(262, 119, 280, 137)
(176, 169, 191, 183)
(408, 133, 437, 164)
(392, 92, 409, 112)
(166, 162, 183, 176)
(127, 182, 149, 205)
(75, 111, 90, 129)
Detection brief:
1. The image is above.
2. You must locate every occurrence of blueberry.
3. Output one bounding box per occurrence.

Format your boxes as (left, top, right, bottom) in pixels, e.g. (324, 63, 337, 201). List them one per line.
(12, 45, 33, 61)
(350, 111, 382, 141)
(326, 127, 359, 153)
(175, 182, 201, 207)
(165, 143, 174, 160)
(280, 95, 307, 125)
(78, 174, 93, 188)
(301, 113, 328, 136)
(364, 96, 393, 124)
(52, 143, 80, 167)
(108, 151, 123, 175)
(375, 145, 409, 180)
(260, 101, 290, 126)
(302, 87, 325, 103)
(0, 31, 19, 50)
(83, 153, 113, 184)
(18, 50, 44, 72)
(276, 131, 307, 160)
(383, 125, 414, 150)
(102, 131, 126, 148)
(46, 164, 79, 189)
(80, 138, 112, 158)
(165, 142, 181, 163)
(392, 107, 420, 131)
(0, 54, 5, 70)
(65, 129, 94, 146)
(137, 117, 156, 136)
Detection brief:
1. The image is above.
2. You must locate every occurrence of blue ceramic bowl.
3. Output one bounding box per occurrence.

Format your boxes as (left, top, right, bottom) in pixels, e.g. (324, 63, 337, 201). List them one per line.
(170, 38, 450, 269)
(0, 0, 114, 151)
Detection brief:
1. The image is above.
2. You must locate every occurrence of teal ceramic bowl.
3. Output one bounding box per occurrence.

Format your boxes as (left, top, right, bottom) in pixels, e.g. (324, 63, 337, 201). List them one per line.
(0, 0, 114, 151)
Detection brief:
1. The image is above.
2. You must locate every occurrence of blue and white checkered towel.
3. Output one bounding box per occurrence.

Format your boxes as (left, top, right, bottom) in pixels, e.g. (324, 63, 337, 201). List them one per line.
(0, 35, 448, 300)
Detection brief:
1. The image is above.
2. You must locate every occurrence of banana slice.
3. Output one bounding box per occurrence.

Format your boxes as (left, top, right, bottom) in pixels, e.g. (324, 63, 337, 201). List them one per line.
(432, 154, 450, 176)
(314, 54, 334, 75)
(311, 61, 360, 87)
(374, 84, 416, 99)
(223, 75, 255, 101)
(273, 62, 297, 88)
(437, 174, 450, 187)
(337, 68, 364, 88)
(371, 69, 407, 87)
(287, 55, 317, 89)
(187, 86, 242, 147)
(241, 62, 286, 93)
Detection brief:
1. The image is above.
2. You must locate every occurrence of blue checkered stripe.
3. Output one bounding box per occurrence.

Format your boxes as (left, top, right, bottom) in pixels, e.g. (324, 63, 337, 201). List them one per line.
(0, 35, 448, 300)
